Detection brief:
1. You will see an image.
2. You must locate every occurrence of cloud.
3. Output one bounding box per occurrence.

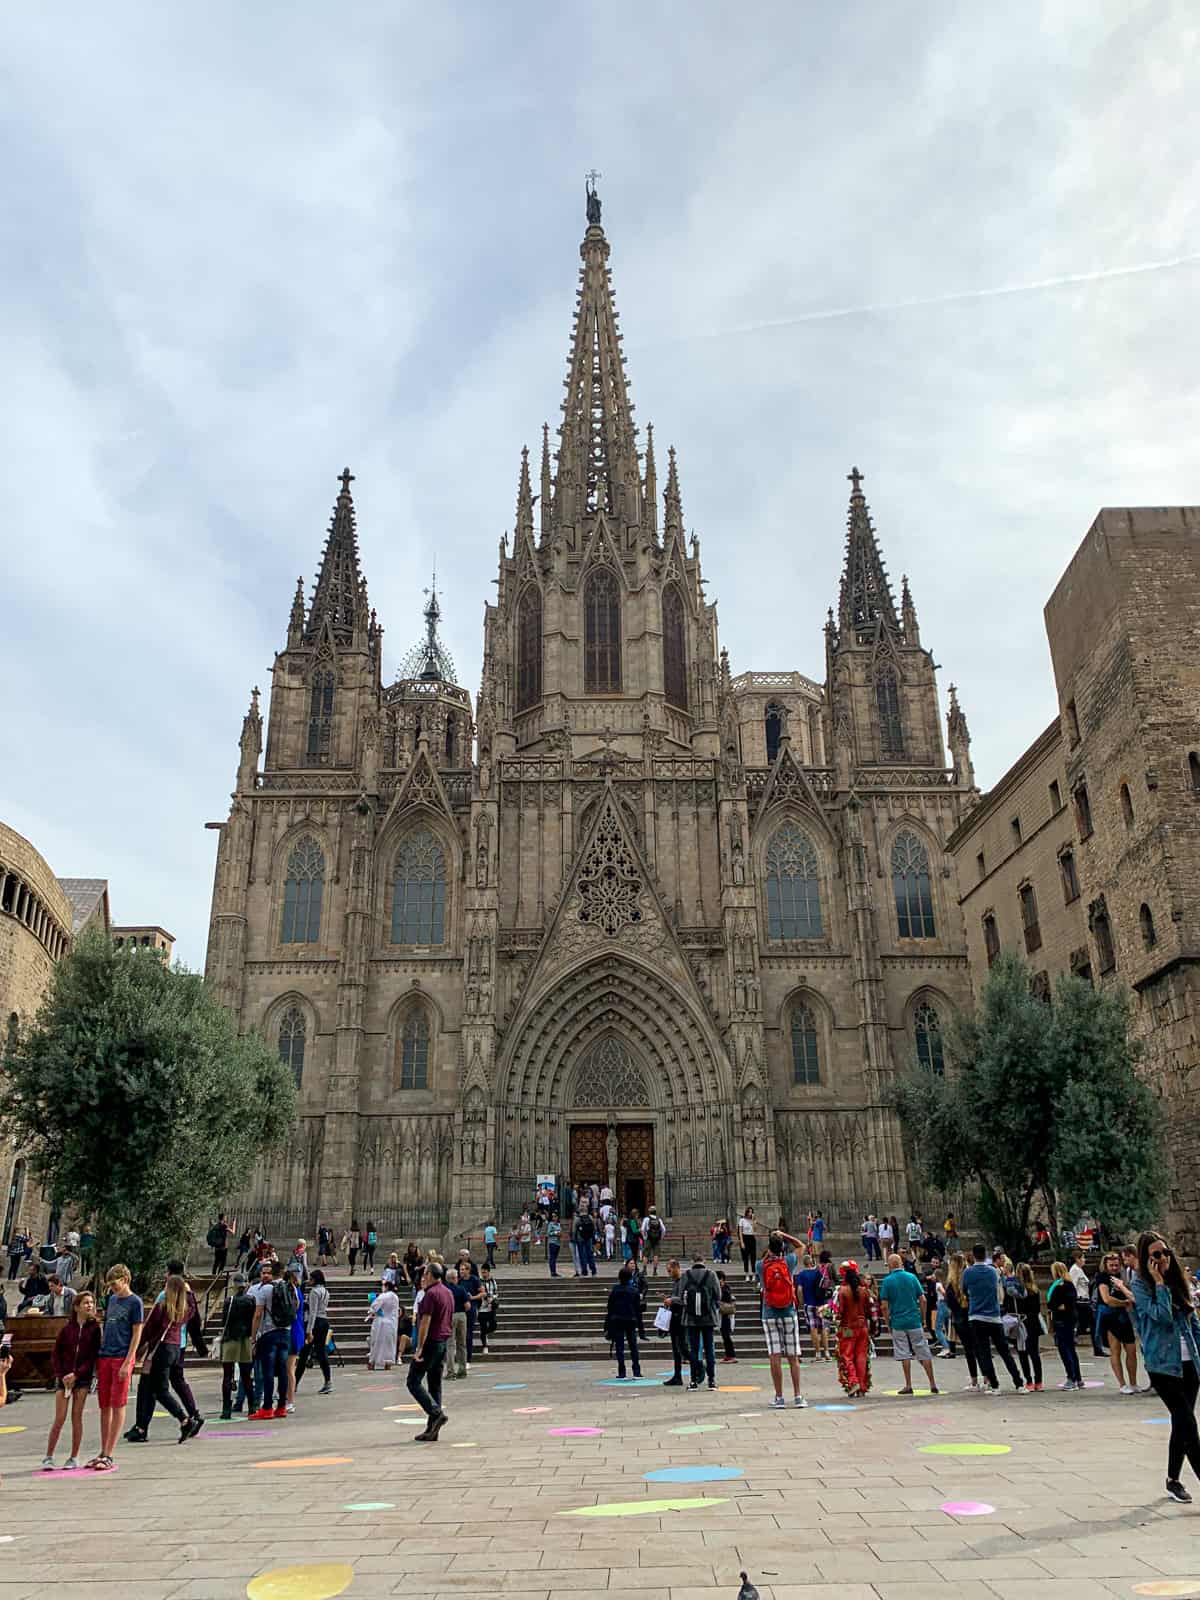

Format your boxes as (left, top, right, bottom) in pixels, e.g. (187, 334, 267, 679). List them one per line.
(1, 2, 1198, 965)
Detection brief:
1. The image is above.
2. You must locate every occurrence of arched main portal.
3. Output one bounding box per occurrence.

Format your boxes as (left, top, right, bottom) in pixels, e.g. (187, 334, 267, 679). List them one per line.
(495, 954, 736, 1218)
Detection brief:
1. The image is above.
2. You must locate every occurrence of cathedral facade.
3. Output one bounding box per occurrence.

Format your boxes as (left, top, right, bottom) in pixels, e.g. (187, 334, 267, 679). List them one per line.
(205, 193, 979, 1241)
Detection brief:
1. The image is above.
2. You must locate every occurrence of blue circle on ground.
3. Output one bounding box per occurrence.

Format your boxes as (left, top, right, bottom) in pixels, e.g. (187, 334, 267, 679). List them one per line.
(493, 1383, 527, 1390)
(596, 1377, 661, 1387)
(1142, 1417, 1170, 1425)
(814, 1403, 858, 1412)
(644, 1465, 744, 1483)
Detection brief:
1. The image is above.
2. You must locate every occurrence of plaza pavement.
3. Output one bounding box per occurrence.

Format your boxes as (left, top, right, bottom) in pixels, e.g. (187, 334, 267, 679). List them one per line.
(2, 1347, 1200, 1599)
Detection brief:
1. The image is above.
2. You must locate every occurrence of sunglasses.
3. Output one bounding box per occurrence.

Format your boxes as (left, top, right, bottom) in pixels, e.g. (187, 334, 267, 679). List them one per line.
(1149, 1248, 1171, 1262)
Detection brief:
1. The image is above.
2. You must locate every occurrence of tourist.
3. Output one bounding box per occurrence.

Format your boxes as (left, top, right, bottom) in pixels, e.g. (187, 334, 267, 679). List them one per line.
(518, 1210, 533, 1265)
(717, 1270, 737, 1362)
(643, 1207, 665, 1275)
(796, 1252, 832, 1361)
(42, 1289, 100, 1470)
(835, 1260, 873, 1398)
(944, 1214, 959, 1250)
(931, 1269, 955, 1357)
(483, 1219, 497, 1270)
(402, 1241, 424, 1286)
(604, 1214, 616, 1261)
(661, 1259, 686, 1385)
(235, 1225, 253, 1270)
(459, 1256, 484, 1363)
(127, 1258, 207, 1439)
(1013, 1263, 1044, 1391)
(446, 1267, 471, 1379)
(1095, 1248, 1141, 1393)
(35, 1273, 75, 1318)
(738, 1207, 758, 1281)
(878, 1253, 940, 1396)
(507, 1223, 520, 1265)
(477, 1263, 498, 1353)
(317, 1222, 333, 1266)
(208, 1212, 235, 1275)
(575, 1210, 598, 1277)
(91, 1265, 144, 1469)
(811, 1211, 826, 1249)
(249, 1260, 293, 1420)
(757, 1232, 807, 1409)
(126, 1275, 197, 1445)
(284, 1265, 306, 1410)
(1046, 1261, 1082, 1388)
(962, 1243, 1025, 1393)
(5, 1229, 27, 1281)
(366, 1278, 401, 1371)
(217, 1271, 257, 1419)
(861, 1215, 880, 1262)
(51, 1242, 78, 1287)
(905, 1214, 924, 1252)
(409, 1263, 452, 1441)
(363, 1223, 378, 1273)
(944, 1253, 975, 1382)
(1067, 1246, 1092, 1343)
(1030, 1220, 1051, 1264)
(17, 1261, 50, 1311)
(877, 1216, 895, 1256)
(625, 1210, 642, 1264)
(547, 1215, 562, 1276)
(381, 1252, 400, 1289)
(604, 1265, 644, 1379)
(1131, 1231, 1200, 1502)
(680, 1252, 720, 1390)
(348, 1220, 360, 1276)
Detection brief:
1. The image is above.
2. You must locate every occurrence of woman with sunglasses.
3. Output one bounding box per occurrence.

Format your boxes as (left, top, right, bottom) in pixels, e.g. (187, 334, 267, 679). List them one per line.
(1095, 1249, 1140, 1394)
(1131, 1231, 1200, 1503)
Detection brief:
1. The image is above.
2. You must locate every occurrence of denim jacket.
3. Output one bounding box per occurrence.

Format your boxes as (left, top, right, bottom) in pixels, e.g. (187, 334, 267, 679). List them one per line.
(1131, 1275, 1200, 1376)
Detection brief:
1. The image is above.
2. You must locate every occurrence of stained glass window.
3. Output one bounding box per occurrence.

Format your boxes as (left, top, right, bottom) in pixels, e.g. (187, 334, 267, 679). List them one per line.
(892, 830, 936, 938)
(516, 586, 542, 711)
(280, 836, 325, 944)
(398, 1009, 429, 1090)
(765, 823, 823, 940)
(584, 568, 621, 693)
(876, 667, 903, 756)
(392, 831, 446, 944)
(278, 1006, 306, 1086)
(914, 1002, 944, 1074)
(790, 1003, 820, 1084)
(662, 583, 687, 709)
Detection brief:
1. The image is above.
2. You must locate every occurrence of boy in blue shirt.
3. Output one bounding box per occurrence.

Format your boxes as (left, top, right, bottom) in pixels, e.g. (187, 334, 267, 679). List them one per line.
(879, 1254, 939, 1395)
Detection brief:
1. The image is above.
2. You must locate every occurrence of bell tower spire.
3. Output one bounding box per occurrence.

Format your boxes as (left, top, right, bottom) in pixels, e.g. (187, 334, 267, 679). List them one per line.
(838, 467, 899, 639)
(307, 468, 366, 644)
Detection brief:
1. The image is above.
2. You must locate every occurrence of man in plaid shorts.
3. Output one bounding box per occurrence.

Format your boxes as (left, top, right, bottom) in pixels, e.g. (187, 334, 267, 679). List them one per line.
(756, 1232, 808, 1410)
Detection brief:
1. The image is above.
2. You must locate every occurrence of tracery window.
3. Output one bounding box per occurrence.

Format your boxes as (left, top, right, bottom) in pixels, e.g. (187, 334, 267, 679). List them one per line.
(584, 568, 621, 693)
(392, 831, 446, 945)
(662, 583, 688, 709)
(765, 823, 823, 940)
(280, 836, 325, 944)
(397, 1008, 430, 1090)
(892, 830, 936, 939)
(515, 586, 543, 712)
(765, 702, 785, 764)
(306, 668, 335, 763)
(574, 1036, 649, 1106)
(914, 1002, 944, 1075)
(875, 667, 904, 756)
(278, 1006, 306, 1087)
(790, 1002, 821, 1085)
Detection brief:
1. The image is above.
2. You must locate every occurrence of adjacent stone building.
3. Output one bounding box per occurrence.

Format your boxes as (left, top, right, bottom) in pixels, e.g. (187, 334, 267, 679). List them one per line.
(948, 506, 1200, 1247)
(206, 188, 979, 1242)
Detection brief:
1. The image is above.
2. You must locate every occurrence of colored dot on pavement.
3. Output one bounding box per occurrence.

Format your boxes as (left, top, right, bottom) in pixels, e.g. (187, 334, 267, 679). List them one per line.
(513, 1406, 551, 1414)
(560, 1497, 730, 1518)
(383, 1403, 422, 1412)
(644, 1465, 744, 1483)
(246, 1565, 354, 1600)
(596, 1377, 660, 1387)
(1143, 1418, 1170, 1425)
(394, 1418, 423, 1427)
(670, 1424, 724, 1435)
(0, 1426, 27, 1435)
(493, 1383, 527, 1390)
(1082, 1380, 1106, 1388)
(919, 1443, 1011, 1457)
(941, 1501, 995, 1516)
(253, 1456, 354, 1470)
(717, 1385, 760, 1393)
(814, 1404, 858, 1412)
(549, 1426, 604, 1437)
(1133, 1585, 1200, 1597)
(449, 1442, 478, 1448)
(883, 1388, 934, 1397)
(344, 1501, 394, 1511)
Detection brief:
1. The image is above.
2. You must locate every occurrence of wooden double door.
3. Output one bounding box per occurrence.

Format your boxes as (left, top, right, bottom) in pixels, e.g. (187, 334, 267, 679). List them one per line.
(568, 1122, 654, 1214)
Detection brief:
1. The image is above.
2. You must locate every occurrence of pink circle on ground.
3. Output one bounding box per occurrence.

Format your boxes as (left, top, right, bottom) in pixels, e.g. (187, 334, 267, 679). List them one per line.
(527, 1339, 560, 1345)
(34, 1466, 120, 1479)
(513, 1406, 552, 1414)
(940, 1500, 995, 1517)
(1082, 1380, 1105, 1388)
(549, 1426, 604, 1436)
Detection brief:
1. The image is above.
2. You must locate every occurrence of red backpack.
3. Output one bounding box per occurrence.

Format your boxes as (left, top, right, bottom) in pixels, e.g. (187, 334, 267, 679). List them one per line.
(762, 1255, 795, 1311)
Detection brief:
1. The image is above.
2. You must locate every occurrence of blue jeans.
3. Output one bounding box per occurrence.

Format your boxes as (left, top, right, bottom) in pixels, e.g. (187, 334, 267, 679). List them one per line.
(687, 1325, 716, 1386)
(578, 1240, 596, 1276)
(935, 1302, 953, 1352)
(548, 1242, 560, 1275)
(1054, 1321, 1082, 1384)
(1092, 1302, 1106, 1355)
(255, 1328, 290, 1409)
(613, 1326, 641, 1377)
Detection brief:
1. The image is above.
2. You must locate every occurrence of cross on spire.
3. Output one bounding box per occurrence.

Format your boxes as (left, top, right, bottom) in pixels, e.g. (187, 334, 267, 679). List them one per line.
(338, 467, 355, 494)
(848, 466, 864, 493)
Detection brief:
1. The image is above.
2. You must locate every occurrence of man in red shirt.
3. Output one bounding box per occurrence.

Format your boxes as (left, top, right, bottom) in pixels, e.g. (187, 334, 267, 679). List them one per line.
(408, 1262, 453, 1441)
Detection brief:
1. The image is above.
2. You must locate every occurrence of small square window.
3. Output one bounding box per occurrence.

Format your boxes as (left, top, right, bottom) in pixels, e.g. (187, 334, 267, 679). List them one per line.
(1011, 816, 1022, 845)
(976, 851, 986, 879)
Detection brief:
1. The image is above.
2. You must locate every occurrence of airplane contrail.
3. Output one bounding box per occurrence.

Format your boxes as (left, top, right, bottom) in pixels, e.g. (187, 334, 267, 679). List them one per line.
(684, 251, 1200, 340)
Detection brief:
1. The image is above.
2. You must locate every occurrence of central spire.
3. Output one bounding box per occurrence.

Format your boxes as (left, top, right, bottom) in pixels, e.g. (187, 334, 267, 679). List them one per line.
(838, 467, 899, 637)
(306, 467, 365, 643)
(556, 176, 639, 524)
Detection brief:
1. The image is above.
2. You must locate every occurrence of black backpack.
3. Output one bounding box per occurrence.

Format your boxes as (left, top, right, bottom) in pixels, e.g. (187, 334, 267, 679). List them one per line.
(206, 1224, 222, 1248)
(647, 1217, 663, 1246)
(271, 1279, 299, 1327)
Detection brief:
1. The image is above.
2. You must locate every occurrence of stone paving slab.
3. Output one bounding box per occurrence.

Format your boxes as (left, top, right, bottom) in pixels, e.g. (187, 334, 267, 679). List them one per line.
(4, 1356, 1200, 1597)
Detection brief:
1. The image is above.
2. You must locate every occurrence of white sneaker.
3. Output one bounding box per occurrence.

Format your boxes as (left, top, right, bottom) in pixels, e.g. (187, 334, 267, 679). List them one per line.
(771, 1395, 785, 1409)
(963, 1381, 980, 1391)
(64, 1456, 79, 1470)
(794, 1395, 808, 1408)
(286, 1402, 295, 1413)
(1120, 1384, 1136, 1395)
(41, 1456, 55, 1471)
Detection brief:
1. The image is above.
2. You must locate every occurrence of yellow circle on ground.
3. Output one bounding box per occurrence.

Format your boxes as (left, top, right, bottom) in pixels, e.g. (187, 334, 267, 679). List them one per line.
(919, 1443, 1011, 1456)
(0, 1425, 26, 1435)
(884, 1388, 935, 1397)
(252, 1456, 354, 1470)
(717, 1385, 761, 1393)
(450, 1441, 479, 1448)
(247, 1563, 354, 1599)
(561, 1497, 730, 1518)
(1133, 1584, 1200, 1597)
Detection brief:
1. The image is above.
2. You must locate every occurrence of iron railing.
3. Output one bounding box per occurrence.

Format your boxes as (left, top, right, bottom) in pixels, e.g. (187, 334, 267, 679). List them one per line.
(663, 1173, 734, 1219)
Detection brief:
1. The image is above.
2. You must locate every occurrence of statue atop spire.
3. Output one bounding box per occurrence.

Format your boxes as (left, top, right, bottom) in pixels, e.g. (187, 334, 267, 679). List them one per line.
(585, 168, 602, 228)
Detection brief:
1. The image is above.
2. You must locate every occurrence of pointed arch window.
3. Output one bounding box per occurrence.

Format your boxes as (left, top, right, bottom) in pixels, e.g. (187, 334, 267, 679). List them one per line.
(790, 1002, 821, 1084)
(1189, 752, 1200, 792)
(765, 701, 785, 764)
(662, 583, 688, 709)
(516, 586, 543, 712)
(765, 823, 823, 940)
(396, 1008, 430, 1090)
(892, 830, 936, 939)
(584, 568, 621, 693)
(280, 836, 325, 944)
(392, 831, 446, 945)
(444, 711, 457, 765)
(278, 1006, 306, 1087)
(914, 1002, 944, 1074)
(1140, 902, 1157, 949)
(875, 667, 904, 756)
(306, 667, 335, 763)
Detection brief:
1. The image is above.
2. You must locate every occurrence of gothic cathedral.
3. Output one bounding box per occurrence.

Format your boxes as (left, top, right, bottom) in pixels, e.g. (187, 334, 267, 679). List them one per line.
(205, 190, 980, 1241)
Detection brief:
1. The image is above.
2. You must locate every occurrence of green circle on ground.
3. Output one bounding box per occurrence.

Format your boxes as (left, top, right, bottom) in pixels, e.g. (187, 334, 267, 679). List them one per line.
(560, 1496, 730, 1518)
(670, 1423, 724, 1435)
(919, 1443, 1011, 1456)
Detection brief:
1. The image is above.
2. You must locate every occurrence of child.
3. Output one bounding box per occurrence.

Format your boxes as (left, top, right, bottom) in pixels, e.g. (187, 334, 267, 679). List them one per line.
(717, 1271, 737, 1363)
(507, 1225, 519, 1266)
(43, 1289, 101, 1469)
(477, 1263, 498, 1352)
(89, 1264, 143, 1471)
(604, 1216, 616, 1260)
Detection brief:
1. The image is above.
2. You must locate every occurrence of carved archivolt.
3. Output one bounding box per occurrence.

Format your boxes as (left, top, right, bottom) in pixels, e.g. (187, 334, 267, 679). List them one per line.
(571, 1035, 650, 1108)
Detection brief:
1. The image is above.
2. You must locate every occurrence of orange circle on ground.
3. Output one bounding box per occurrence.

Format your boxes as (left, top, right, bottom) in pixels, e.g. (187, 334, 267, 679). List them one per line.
(717, 1385, 761, 1393)
(1132, 1585, 1200, 1597)
(253, 1456, 354, 1470)
(383, 1403, 422, 1411)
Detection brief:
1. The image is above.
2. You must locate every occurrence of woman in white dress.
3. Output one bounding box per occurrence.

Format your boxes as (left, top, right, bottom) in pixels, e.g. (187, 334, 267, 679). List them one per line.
(366, 1285, 401, 1370)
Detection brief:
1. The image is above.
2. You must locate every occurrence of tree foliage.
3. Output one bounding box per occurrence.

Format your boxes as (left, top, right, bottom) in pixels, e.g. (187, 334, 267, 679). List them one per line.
(892, 949, 1165, 1255)
(0, 931, 296, 1281)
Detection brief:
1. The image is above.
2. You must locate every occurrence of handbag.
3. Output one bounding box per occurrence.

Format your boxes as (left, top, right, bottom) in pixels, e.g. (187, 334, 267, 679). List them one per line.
(653, 1306, 672, 1334)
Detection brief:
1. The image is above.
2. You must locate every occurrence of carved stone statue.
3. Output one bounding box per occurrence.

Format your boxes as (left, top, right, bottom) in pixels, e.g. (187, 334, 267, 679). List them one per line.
(731, 843, 746, 885)
(606, 1119, 619, 1181)
(586, 177, 602, 227)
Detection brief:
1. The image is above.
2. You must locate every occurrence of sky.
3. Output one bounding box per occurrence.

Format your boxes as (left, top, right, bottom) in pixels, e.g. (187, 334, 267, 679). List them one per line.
(2, 3, 1198, 968)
